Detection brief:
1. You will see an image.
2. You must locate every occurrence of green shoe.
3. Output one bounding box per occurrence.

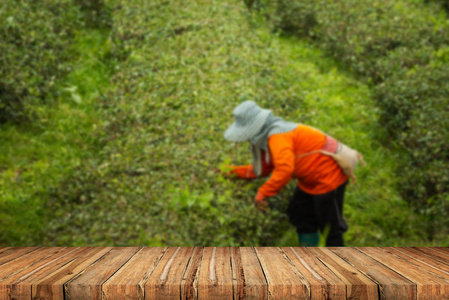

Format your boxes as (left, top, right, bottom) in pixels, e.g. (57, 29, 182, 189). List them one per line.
(299, 232, 319, 247)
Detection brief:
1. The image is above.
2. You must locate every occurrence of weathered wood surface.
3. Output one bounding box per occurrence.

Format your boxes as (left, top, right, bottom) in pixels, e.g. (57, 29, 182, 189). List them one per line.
(0, 247, 448, 299)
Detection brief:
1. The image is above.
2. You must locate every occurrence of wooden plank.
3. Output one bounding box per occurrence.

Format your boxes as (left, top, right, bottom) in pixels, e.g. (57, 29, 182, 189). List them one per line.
(0, 247, 75, 299)
(102, 247, 167, 300)
(385, 247, 449, 278)
(413, 247, 449, 265)
(0, 247, 10, 254)
(32, 247, 112, 300)
(7, 247, 89, 300)
(230, 247, 267, 300)
(432, 248, 449, 255)
(393, 248, 449, 272)
(0, 248, 67, 283)
(197, 247, 234, 300)
(0, 247, 447, 300)
(65, 247, 139, 300)
(359, 247, 449, 299)
(331, 247, 416, 300)
(255, 247, 308, 299)
(145, 247, 195, 300)
(283, 247, 346, 300)
(230, 247, 244, 300)
(0, 247, 39, 266)
(181, 247, 203, 300)
(428, 248, 449, 259)
(307, 247, 378, 300)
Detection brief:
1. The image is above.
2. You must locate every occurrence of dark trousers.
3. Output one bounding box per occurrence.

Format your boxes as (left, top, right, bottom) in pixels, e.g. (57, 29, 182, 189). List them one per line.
(286, 181, 348, 246)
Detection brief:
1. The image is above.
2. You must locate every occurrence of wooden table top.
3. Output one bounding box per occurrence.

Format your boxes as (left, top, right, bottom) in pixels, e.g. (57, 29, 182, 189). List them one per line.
(0, 247, 448, 299)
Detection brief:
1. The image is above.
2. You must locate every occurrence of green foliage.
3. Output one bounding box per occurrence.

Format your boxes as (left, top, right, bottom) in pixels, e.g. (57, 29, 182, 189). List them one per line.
(36, 0, 442, 247)
(0, 0, 112, 123)
(266, 0, 449, 240)
(0, 0, 83, 122)
(40, 0, 304, 246)
(271, 0, 449, 81)
(0, 29, 115, 246)
(74, 0, 112, 28)
(425, 0, 449, 11)
(44, 168, 292, 246)
(375, 61, 449, 233)
(2, 0, 447, 247)
(268, 0, 317, 37)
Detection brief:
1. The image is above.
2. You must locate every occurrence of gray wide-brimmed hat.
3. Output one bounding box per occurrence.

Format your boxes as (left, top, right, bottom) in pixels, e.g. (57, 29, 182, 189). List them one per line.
(224, 100, 271, 142)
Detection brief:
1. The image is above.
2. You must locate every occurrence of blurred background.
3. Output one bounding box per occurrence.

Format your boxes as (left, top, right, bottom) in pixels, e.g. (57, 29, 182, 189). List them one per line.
(0, 0, 448, 247)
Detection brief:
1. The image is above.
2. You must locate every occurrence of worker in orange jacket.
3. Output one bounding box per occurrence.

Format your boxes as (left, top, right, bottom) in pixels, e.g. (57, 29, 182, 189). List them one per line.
(223, 100, 361, 246)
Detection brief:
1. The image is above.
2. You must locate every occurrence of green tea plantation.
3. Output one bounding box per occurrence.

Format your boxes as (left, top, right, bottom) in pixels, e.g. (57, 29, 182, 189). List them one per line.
(0, 0, 447, 247)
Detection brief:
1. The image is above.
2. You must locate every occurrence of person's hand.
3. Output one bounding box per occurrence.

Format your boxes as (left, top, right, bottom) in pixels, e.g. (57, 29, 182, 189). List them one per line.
(254, 191, 268, 211)
(215, 166, 236, 178)
(254, 199, 268, 211)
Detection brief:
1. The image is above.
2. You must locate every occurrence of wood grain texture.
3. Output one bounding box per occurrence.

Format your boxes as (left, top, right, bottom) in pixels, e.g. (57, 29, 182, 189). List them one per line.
(32, 247, 112, 300)
(284, 247, 346, 300)
(0, 247, 73, 300)
(392, 248, 449, 274)
(145, 247, 195, 300)
(359, 247, 449, 299)
(255, 247, 309, 299)
(0, 248, 67, 295)
(197, 247, 233, 300)
(231, 247, 267, 300)
(230, 247, 244, 300)
(0, 247, 447, 300)
(181, 247, 203, 300)
(330, 247, 415, 300)
(307, 247, 378, 300)
(65, 247, 139, 300)
(8, 247, 89, 300)
(412, 247, 449, 266)
(102, 247, 167, 300)
(0, 247, 39, 266)
(432, 248, 449, 255)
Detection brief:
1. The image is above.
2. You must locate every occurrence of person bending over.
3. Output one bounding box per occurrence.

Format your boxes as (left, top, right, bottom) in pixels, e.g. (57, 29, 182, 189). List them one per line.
(222, 100, 364, 247)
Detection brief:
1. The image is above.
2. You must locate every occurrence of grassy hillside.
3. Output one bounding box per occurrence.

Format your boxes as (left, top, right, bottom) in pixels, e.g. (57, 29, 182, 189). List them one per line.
(0, 29, 114, 244)
(0, 0, 444, 246)
(265, 0, 449, 240)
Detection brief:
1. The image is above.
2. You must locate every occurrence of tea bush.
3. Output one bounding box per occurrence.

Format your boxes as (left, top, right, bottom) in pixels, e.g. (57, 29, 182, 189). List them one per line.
(0, 0, 442, 246)
(374, 60, 449, 234)
(0, 0, 83, 122)
(0, 0, 112, 123)
(0, 27, 116, 246)
(42, 0, 305, 246)
(425, 0, 449, 11)
(38, 0, 441, 247)
(74, 0, 112, 28)
(269, 0, 449, 81)
(266, 0, 449, 238)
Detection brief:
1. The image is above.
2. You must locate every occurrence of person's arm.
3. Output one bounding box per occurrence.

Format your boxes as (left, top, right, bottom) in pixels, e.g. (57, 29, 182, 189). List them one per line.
(228, 164, 257, 179)
(257, 134, 295, 199)
(227, 150, 274, 179)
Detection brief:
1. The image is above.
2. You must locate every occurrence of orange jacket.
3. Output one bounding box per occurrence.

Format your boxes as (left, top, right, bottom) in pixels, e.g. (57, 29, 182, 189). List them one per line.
(230, 125, 348, 196)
